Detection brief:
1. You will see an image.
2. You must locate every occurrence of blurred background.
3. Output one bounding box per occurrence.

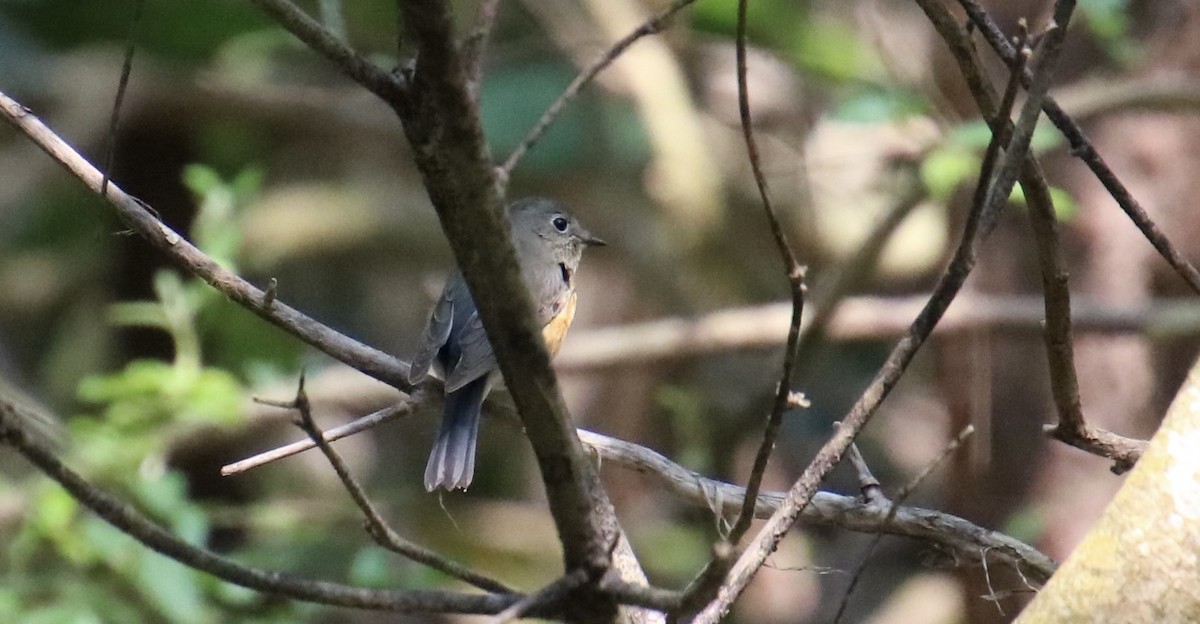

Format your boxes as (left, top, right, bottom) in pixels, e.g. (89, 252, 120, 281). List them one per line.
(2, 0, 1200, 622)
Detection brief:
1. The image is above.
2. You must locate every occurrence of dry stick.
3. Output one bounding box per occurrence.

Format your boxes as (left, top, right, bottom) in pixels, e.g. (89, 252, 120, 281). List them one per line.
(1025, 150, 1147, 473)
(687, 13, 1072, 623)
(222, 415, 1056, 585)
(832, 426, 975, 624)
(0, 90, 412, 391)
(245, 0, 405, 104)
(101, 0, 144, 197)
(222, 398, 426, 476)
(727, 0, 807, 546)
(956, 0, 1200, 295)
(916, 0, 1149, 472)
(496, 0, 699, 185)
(258, 379, 514, 594)
(844, 441, 885, 506)
(578, 430, 1055, 583)
(0, 401, 519, 615)
(677, 0, 810, 612)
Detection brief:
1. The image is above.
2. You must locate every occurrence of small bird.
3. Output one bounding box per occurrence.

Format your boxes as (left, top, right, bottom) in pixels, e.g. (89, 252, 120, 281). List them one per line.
(408, 197, 605, 491)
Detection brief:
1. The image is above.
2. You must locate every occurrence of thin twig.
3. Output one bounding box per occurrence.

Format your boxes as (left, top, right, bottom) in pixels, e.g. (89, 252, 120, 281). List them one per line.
(1022, 113, 1145, 473)
(222, 398, 425, 476)
(496, 0, 698, 186)
(246, 0, 406, 105)
(260, 378, 514, 594)
(101, 0, 144, 198)
(219, 412, 1057, 585)
(678, 1, 809, 611)
(0, 89, 411, 391)
(832, 426, 974, 624)
(845, 441, 884, 506)
(727, 0, 807, 546)
(917, 0, 1149, 472)
(0, 400, 519, 614)
(686, 7, 1073, 620)
(956, 0, 1200, 295)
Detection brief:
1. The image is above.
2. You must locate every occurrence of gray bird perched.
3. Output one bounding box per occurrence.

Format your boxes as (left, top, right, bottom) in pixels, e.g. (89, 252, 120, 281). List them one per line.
(408, 197, 605, 491)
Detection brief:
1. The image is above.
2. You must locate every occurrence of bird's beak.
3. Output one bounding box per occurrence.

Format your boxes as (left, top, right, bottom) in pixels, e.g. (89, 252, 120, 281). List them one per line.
(580, 229, 607, 247)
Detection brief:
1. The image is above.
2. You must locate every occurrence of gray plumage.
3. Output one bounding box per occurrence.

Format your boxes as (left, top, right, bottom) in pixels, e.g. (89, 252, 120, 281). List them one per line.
(409, 197, 604, 491)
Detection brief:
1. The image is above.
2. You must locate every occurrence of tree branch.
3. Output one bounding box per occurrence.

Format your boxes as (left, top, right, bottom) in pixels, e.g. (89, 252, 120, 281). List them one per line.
(245, 0, 406, 104)
(0, 89, 411, 391)
(259, 378, 514, 594)
(955, 0, 1200, 296)
(496, 0, 698, 186)
(395, 0, 618, 592)
(915, 0, 1148, 472)
(685, 5, 1074, 620)
(0, 400, 518, 615)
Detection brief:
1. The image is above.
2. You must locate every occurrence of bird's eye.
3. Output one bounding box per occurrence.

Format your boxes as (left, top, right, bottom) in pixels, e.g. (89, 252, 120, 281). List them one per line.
(552, 216, 569, 232)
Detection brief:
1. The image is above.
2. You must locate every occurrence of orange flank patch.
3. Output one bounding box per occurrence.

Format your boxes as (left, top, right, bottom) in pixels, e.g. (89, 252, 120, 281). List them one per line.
(542, 291, 577, 357)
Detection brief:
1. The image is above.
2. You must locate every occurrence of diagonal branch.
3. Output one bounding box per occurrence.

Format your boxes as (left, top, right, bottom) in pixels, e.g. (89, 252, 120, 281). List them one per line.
(915, 0, 1148, 472)
(246, 0, 406, 104)
(0, 89, 411, 391)
(955, 0, 1200, 295)
(0, 400, 517, 615)
(260, 379, 514, 594)
(497, 0, 699, 185)
(686, 6, 1074, 621)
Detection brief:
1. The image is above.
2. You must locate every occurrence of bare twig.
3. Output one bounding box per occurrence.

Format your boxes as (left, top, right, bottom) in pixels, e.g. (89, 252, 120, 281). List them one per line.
(956, 0, 1200, 295)
(686, 7, 1073, 620)
(0, 400, 520, 614)
(832, 426, 974, 623)
(917, 0, 1149, 472)
(845, 442, 885, 506)
(727, 0, 807, 546)
(101, 0, 144, 197)
(1022, 115, 1145, 474)
(0, 89, 411, 390)
(1044, 424, 1147, 474)
(222, 398, 425, 476)
(496, 0, 697, 186)
(678, 1, 809, 611)
(260, 378, 513, 594)
(245, 0, 405, 104)
(219, 410, 1056, 586)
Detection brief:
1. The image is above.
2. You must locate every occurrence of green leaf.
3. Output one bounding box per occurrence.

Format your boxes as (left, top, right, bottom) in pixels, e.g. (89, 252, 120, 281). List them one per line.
(920, 146, 979, 200)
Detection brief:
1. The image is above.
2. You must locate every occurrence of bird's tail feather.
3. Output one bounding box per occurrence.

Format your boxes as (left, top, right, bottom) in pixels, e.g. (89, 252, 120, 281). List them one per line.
(424, 376, 488, 491)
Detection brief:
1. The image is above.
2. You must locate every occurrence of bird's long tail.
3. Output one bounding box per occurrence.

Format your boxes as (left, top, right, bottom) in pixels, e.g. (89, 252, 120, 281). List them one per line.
(424, 376, 489, 491)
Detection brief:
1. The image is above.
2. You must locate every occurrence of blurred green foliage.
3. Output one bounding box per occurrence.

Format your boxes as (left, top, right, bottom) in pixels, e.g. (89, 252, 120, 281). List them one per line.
(0, 168, 304, 624)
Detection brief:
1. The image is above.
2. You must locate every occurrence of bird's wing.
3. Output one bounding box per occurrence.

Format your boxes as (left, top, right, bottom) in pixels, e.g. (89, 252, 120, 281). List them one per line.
(444, 309, 497, 393)
(408, 283, 456, 384)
